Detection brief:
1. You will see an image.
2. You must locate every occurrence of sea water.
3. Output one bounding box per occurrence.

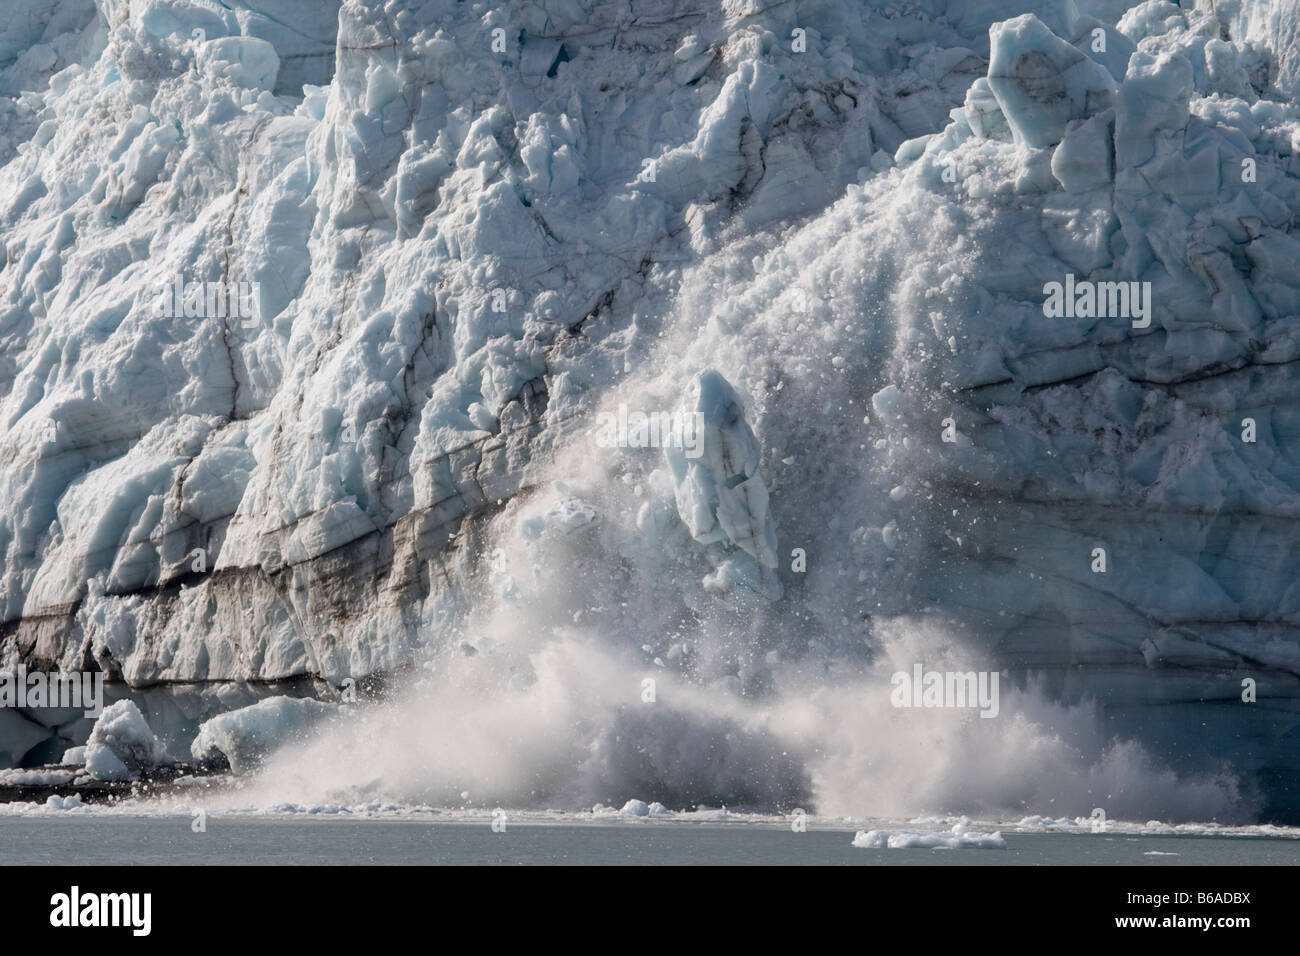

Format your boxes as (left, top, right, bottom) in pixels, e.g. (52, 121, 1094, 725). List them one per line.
(2, 816, 1297, 866)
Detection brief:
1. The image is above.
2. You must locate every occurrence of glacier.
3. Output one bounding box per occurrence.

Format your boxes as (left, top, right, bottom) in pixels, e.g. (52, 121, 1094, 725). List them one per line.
(0, 0, 1298, 822)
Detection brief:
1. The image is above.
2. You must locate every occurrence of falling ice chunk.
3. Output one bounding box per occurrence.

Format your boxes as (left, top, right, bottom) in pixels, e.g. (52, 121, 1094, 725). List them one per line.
(663, 370, 779, 568)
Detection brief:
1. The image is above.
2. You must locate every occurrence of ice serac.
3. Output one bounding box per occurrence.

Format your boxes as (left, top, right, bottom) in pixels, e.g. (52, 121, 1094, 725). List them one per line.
(986, 13, 1117, 148)
(190, 695, 336, 773)
(0, 0, 1297, 821)
(83, 699, 170, 780)
(664, 370, 779, 591)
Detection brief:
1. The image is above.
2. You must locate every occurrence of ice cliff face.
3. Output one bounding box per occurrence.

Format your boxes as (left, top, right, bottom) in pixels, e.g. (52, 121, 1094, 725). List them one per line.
(1, 0, 1298, 821)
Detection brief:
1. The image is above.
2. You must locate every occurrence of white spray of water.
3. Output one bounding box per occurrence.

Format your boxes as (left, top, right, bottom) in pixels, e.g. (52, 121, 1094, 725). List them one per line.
(235, 610, 1245, 820)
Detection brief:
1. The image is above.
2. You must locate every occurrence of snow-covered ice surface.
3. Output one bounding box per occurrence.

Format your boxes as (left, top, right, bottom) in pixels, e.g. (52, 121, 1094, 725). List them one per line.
(0, 0, 1299, 824)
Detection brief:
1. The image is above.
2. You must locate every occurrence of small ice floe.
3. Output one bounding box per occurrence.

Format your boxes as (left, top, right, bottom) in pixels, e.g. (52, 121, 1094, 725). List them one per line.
(616, 799, 672, 817)
(1016, 815, 1077, 827)
(853, 817, 1007, 849)
(44, 794, 85, 811)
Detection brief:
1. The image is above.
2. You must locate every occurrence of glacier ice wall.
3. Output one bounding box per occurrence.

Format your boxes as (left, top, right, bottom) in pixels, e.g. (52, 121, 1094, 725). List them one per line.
(0, 0, 1298, 821)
